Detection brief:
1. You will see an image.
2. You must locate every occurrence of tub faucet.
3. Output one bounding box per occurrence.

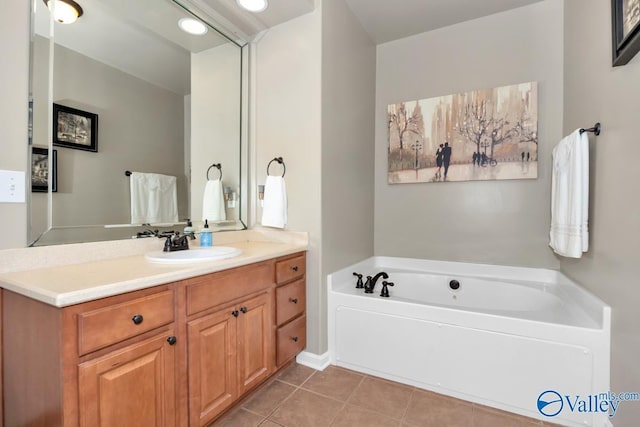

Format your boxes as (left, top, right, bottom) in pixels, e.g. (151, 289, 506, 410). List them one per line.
(380, 281, 394, 298)
(364, 272, 389, 293)
(352, 272, 364, 289)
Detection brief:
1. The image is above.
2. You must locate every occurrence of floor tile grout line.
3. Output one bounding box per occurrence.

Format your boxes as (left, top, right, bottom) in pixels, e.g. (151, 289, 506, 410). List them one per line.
(260, 378, 307, 424)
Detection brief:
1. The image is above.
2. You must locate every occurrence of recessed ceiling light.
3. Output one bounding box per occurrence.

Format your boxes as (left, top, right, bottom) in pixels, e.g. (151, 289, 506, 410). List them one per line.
(237, 0, 268, 13)
(178, 17, 208, 36)
(43, 0, 84, 24)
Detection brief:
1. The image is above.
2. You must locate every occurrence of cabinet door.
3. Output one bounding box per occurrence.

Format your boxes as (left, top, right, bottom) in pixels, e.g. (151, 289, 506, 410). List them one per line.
(78, 331, 177, 427)
(187, 307, 237, 427)
(236, 292, 274, 395)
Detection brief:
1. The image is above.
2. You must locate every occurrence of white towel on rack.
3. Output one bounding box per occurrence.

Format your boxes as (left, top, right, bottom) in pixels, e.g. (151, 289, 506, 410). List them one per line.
(202, 179, 226, 222)
(261, 175, 287, 229)
(550, 129, 589, 258)
(130, 172, 179, 224)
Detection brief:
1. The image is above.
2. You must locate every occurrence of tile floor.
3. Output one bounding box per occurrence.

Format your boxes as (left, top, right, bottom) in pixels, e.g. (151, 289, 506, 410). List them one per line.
(212, 363, 565, 427)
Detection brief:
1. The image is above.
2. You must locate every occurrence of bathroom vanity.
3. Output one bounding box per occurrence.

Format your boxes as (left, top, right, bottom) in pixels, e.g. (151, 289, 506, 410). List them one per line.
(0, 231, 307, 427)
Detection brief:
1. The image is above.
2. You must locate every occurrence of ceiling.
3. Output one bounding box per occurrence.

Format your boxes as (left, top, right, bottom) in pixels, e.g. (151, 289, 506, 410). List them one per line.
(37, 0, 546, 95)
(343, 0, 546, 44)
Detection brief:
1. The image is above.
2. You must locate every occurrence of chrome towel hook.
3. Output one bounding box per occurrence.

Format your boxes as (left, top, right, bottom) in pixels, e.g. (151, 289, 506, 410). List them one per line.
(206, 163, 222, 180)
(267, 157, 286, 177)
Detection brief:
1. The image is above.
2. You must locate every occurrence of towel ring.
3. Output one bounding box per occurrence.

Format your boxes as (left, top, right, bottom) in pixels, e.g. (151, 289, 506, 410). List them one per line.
(206, 163, 222, 180)
(267, 157, 286, 177)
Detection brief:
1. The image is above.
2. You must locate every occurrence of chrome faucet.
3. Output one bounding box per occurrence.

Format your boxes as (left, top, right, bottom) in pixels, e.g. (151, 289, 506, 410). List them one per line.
(364, 272, 389, 293)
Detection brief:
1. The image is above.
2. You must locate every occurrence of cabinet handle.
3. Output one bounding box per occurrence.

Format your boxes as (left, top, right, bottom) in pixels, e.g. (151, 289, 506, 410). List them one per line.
(240, 306, 248, 314)
(167, 336, 177, 345)
(292, 266, 299, 272)
(289, 298, 298, 304)
(132, 314, 144, 325)
(291, 336, 299, 342)
(231, 310, 239, 317)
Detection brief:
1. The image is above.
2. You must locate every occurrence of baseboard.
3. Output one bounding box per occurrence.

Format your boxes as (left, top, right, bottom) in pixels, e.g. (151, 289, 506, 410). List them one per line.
(296, 351, 331, 371)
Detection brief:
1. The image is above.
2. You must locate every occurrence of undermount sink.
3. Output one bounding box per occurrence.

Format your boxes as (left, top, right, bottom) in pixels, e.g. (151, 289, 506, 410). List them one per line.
(145, 246, 242, 264)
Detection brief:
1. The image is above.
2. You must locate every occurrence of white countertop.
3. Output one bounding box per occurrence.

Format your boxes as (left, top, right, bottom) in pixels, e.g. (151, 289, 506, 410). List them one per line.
(0, 230, 307, 307)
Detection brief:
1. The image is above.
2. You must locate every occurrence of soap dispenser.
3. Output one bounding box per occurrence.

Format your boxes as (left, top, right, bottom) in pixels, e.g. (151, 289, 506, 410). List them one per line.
(200, 219, 212, 247)
(184, 219, 195, 235)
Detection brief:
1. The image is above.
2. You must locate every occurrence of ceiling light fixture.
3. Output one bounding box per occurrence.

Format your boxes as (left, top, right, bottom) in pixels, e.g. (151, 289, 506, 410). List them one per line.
(178, 17, 208, 35)
(236, 0, 268, 13)
(43, 0, 83, 24)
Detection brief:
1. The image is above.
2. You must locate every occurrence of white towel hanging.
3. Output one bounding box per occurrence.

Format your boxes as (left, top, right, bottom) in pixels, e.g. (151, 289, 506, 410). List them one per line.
(202, 179, 226, 222)
(549, 129, 589, 258)
(130, 172, 179, 224)
(261, 175, 287, 229)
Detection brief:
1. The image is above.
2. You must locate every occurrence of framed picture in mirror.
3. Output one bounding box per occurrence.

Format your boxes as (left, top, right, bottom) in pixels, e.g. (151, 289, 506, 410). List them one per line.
(612, 0, 640, 66)
(31, 147, 57, 193)
(53, 103, 98, 152)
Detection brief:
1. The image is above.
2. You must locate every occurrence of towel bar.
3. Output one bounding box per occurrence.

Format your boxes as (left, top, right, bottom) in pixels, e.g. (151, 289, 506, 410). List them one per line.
(267, 157, 286, 177)
(206, 163, 222, 180)
(579, 122, 601, 136)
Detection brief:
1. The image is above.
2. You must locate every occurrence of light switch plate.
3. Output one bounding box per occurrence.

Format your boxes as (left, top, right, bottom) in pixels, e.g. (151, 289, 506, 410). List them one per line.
(0, 170, 26, 203)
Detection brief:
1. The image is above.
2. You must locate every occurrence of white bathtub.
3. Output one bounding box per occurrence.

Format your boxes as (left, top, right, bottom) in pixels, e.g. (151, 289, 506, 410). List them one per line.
(327, 257, 611, 427)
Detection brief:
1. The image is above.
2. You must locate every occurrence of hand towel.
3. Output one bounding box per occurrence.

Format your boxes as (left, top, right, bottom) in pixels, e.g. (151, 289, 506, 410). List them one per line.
(202, 179, 226, 222)
(261, 175, 287, 229)
(549, 129, 589, 258)
(130, 172, 179, 224)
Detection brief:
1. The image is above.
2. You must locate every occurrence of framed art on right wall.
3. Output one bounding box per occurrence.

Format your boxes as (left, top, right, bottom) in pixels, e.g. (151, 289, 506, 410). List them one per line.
(612, 0, 640, 66)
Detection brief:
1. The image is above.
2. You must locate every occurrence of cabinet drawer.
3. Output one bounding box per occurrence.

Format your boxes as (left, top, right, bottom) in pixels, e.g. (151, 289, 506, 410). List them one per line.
(276, 314, 306, 366)
(276, 279, 305, 326)
(186, 261, 274, 316)
(275, 254, 305, 284)
(78, 290, 174, 355)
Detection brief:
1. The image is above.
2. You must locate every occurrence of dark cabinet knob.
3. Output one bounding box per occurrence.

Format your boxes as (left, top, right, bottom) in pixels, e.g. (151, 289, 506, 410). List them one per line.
(289, 298, 298, 304)
(231, 310, 239, 317)
(291, 336, 299, 342)
(240, 306, 248, 314)
(292, 266, 299, 272)
(167, 336, 177, 345)
(132, 314, 144, 325)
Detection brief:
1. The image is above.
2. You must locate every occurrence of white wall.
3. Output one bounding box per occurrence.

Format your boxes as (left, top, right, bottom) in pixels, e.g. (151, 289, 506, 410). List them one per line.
(191, 44, 242, 224)
(320, 0, 376, 351)
(374, 1, 564, 268)
(254, 10, 323, 353)
(0, 0, 29, 249)
(563, 1, 640, 425)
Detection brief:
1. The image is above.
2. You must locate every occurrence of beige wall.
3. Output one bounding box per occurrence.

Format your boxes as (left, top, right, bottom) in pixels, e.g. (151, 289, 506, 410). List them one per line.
(320, 0, 376, 350)
(191, 44, 242, 224)
(374, 1, 563, 269)
(50, 42, 186, 228)
(254, 10, 323, 353)
(0, 0, 29, 249)
(563, 0, 640, 425)
(254, 0, 375, 355)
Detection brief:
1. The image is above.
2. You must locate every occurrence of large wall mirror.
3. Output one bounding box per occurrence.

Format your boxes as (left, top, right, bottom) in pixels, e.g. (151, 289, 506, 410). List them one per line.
(29, 0, 248, 245)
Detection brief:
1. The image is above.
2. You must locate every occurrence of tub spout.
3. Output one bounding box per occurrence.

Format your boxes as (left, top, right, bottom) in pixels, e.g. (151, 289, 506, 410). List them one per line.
(364, 272, 389, 293)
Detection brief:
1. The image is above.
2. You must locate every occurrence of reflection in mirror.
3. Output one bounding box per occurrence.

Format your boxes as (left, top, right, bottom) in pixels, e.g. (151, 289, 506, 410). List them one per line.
(29, 0, 247, 246)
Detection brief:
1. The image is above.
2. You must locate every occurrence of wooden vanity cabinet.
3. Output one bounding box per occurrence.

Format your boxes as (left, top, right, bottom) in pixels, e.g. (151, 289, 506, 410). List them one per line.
(2, 251, 306, 427)
(77, 329, 177, 427)
(183, 261, 275, 426)
(275, 254, 307, 367)
(3, 284, 178, 427)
